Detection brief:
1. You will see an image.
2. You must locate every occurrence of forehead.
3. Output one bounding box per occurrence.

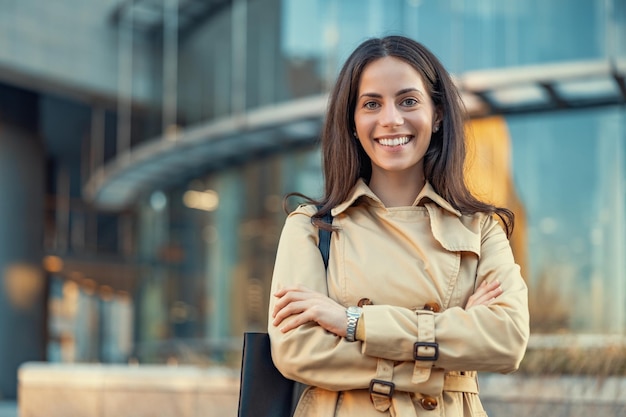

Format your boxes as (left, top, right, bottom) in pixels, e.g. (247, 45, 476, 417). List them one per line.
(358, 56, 426, 92)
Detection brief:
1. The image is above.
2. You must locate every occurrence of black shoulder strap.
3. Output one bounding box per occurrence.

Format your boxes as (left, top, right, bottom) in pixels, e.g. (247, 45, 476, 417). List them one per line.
(290, 207, 332, 411)
(317, 209, 333, 269)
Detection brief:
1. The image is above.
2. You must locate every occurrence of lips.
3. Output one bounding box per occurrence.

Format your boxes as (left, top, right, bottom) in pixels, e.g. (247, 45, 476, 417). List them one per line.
(376, 136, 412, 147)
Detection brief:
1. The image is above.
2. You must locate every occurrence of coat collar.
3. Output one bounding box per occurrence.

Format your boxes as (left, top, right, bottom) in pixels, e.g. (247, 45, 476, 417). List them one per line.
(331, 178, 461, 217)
(330, 178, 481, 257)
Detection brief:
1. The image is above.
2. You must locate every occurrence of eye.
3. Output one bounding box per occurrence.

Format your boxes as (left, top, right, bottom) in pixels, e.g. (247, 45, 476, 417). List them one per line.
(401, 97, 418, 107)
(364, 101, 380, 110)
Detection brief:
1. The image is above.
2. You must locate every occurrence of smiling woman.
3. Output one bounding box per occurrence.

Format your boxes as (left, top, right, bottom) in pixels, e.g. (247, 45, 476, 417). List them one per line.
(267, 36, 529, 417)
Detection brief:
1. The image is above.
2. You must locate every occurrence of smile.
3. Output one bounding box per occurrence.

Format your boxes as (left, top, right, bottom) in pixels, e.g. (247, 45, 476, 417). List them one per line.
(376, 136, 412, 147)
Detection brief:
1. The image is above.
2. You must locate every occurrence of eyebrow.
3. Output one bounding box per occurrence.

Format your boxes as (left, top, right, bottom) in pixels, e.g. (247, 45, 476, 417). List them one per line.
(358, 88, 424, 100)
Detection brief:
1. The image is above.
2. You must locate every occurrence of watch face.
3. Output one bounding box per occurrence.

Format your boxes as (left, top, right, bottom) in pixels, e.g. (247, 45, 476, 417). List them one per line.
(347, 306, 362, 316)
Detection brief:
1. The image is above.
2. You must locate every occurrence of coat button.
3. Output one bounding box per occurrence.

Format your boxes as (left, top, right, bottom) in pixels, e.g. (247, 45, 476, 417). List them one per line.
(419, 396, 438, 410)
(358, 298, 373, 307)
(423, 302, 441, 312)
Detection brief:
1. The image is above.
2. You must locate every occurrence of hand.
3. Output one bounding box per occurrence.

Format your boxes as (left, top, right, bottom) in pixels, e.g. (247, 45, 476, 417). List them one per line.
(465, 279, 502, 309)
(272, 286, 347, 336)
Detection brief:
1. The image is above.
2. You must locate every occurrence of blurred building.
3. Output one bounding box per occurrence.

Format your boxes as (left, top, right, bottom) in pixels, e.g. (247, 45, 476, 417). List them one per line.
(0, 0, 625, 400)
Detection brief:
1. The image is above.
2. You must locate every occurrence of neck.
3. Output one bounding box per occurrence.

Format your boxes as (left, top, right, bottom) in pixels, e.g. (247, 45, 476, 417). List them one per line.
(368, 170, 425, 207)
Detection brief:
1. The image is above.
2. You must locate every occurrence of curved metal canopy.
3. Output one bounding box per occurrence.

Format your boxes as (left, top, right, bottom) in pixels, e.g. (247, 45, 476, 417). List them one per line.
(84, 58, 626, 210)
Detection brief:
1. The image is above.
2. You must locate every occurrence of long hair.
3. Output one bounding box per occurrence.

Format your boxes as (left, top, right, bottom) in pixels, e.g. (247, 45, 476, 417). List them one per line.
(292, 35, 514, 236)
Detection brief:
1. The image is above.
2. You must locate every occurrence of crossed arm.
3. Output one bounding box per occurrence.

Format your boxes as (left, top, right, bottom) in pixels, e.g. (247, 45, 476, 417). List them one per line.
(271, 279, 503, 338)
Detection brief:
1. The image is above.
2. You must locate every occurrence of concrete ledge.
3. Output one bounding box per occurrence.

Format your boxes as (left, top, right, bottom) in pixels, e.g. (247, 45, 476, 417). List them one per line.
(480, 373, 626, 417)
(18, 363, 240, 417)
(19, 364, 626, 417)
(480, 373, 626, 404)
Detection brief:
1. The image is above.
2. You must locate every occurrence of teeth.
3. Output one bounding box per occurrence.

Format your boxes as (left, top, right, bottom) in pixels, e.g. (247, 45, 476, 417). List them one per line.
(378, 136, 410, 146)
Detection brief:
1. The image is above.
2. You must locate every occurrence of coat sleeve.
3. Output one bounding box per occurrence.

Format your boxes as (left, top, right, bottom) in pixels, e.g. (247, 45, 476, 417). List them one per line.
(268, 205, 392, 392)
(361, 214, 530, 374)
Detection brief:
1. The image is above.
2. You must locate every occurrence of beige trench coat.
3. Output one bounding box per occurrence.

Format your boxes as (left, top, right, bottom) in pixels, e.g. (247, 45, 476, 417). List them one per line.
(268, 179, 529, 417)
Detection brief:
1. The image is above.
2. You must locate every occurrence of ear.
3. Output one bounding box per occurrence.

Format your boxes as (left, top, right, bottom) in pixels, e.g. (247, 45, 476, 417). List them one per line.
(433, 108, 443, 128)
(431, 109, 443, 134)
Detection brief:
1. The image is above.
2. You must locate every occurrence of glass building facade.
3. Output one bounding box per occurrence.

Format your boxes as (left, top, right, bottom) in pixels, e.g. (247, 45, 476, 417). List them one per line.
(44, 0, 626, 366)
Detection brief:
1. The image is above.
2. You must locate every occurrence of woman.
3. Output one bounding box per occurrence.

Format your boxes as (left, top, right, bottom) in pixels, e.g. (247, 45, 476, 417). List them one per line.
(268, 35, 529, 417)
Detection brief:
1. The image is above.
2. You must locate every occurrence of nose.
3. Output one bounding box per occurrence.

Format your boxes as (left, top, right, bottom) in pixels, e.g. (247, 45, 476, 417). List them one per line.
(379, 104, 404, 127)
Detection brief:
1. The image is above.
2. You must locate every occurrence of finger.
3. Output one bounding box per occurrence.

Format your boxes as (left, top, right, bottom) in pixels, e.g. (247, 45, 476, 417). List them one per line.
(273, 285, 302, 298)
(272, 296, 300, 323)
(273, 299, 312, 327)
(272, 292, 296, 318)
(471, 281, 500, 300)
(275, 303, 316, 332)
(272, 287, 305, 317)
(469, 286, 502, 308)
(482, 282, 503, 301)
(471, 286, 500, 303)
(278, 315, 308, 333)
(466, 281, 502, 309)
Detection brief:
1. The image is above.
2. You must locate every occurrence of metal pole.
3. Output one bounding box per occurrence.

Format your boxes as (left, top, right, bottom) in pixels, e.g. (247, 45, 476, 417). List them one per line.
(117, 2, 134, 159)
(231, 0, 247, 115)
(163, 0, 179, 140)
(89, 106, 105, 176)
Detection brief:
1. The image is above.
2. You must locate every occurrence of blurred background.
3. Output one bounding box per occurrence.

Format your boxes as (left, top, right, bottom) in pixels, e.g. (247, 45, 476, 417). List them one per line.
(0, 0, 625, 416)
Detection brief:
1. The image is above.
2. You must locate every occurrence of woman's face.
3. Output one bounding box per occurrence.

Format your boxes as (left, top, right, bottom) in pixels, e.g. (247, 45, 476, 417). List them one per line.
(353, 56, 440, 180)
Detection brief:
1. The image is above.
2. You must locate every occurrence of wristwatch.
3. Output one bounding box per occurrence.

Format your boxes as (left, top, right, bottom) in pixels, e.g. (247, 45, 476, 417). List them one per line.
(345, 306, 363, 342)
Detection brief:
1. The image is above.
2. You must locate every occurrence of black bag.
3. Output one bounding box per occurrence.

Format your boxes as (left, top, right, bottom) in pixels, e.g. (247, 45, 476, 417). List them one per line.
(237, 211, 332, 417)
(237, 332, 298, 417)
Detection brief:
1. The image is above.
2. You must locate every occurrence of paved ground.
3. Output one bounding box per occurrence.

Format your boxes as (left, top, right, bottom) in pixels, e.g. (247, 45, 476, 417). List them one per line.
(7, 396, 626, 417)
(483, 399, 626, 417)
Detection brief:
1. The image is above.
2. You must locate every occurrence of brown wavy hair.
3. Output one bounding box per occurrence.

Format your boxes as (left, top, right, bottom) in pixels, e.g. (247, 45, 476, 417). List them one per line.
(290, 35, 514, 237)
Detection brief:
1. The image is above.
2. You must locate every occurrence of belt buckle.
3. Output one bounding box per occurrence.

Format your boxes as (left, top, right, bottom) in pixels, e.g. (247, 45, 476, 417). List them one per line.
(413, 341, 439, 361)
(369, 379, 395, 398)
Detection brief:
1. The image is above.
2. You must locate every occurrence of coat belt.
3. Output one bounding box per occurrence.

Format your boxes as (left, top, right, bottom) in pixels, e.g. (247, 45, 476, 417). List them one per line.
(388, 373, 478, 417)
(443, 372, 479, 393)
(370, 370, 479, 416)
